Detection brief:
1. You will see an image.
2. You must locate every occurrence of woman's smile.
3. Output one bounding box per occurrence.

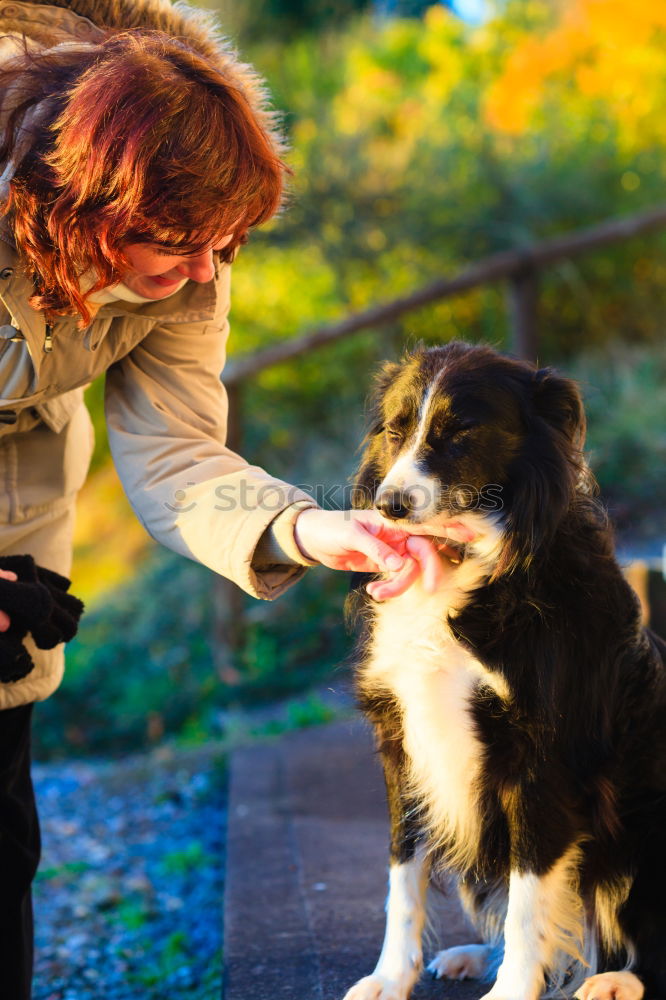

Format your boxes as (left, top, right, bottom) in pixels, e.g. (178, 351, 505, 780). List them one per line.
(121, 233, 234, 299)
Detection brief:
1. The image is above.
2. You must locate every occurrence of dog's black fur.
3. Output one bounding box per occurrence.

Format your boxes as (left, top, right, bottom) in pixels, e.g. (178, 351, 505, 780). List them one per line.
(347, 341, 666, 999)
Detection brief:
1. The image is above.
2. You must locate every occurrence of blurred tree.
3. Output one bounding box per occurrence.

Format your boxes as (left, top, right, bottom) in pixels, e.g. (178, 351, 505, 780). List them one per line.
(375, 1, 454, 17)
(246, 1, 666, 361)
(206, 0, 455, 42)
(265, 0, 370, 32)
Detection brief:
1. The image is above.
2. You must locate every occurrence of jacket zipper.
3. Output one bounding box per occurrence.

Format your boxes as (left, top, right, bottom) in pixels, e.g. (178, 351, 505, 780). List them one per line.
(43, 323, 53, 352)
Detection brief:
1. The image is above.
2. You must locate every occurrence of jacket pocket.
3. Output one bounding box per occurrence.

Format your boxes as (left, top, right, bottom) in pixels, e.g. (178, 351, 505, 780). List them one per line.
(0, 400, 95, 523)
(36, 387, 86, 434)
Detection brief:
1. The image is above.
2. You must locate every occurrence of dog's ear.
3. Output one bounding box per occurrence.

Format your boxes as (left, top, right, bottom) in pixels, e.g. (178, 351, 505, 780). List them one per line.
(532, 367, 586, 450)
(493, 367, 589, 578)
(351, 360, 401, 510)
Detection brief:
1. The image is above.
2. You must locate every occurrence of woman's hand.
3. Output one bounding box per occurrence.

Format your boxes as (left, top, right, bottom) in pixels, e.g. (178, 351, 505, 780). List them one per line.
(0, 568, 17, 631)
(293, 508, 459, 600)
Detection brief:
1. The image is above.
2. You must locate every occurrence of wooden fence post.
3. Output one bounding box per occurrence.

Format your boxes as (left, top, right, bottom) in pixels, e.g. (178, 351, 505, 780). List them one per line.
(506, 267, 540, 362)
(212, 381, 246, 684)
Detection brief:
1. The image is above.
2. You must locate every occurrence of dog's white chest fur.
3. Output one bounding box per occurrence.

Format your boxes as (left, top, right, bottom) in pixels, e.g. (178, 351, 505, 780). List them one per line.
(361, 564, 507, 870)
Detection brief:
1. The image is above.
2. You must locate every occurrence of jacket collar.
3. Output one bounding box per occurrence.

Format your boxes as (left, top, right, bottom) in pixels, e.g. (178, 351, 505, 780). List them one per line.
(93, 268, 218, 323)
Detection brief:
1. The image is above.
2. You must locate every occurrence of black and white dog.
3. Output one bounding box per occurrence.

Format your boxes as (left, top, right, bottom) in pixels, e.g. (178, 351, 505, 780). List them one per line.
(344, 342, 666, 1000)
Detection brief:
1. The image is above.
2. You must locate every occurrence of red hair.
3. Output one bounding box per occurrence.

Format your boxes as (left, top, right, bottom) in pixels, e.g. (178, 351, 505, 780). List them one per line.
(0, 31, 287, 324)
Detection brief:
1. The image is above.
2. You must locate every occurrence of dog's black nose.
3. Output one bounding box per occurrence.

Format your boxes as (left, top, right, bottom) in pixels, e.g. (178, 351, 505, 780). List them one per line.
(376, 489, 412, 520)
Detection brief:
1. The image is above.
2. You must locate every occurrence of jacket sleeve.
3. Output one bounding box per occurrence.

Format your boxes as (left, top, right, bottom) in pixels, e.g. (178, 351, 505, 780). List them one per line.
(103, 263, 319, 600)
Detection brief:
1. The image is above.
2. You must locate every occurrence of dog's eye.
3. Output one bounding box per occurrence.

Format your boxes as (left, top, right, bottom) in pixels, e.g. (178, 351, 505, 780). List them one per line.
(450, 428, 472, 443)
(448, 422, 477, 443)
(386, 429, 403, 443)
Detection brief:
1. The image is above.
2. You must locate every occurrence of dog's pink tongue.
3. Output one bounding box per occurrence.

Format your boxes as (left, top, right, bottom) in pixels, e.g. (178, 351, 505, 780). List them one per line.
(441, 521, 476, 543)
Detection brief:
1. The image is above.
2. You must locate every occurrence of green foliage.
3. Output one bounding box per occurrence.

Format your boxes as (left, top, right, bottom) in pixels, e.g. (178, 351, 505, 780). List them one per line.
(204, 0, 448, 43)
(160, 842, 213, 876)
(83, 375, 109, 476)
(284, 691, 337, 728)
(569, 343, 666, 539)
(33, 545, 352, 760)
(35, 860, 94, 884)
(116, 897, 150, 931)
(133, 930, 192, 987)
(219, 1, 666, 499)
(248, 692, 338, 737)
(249, 0, 371, 38)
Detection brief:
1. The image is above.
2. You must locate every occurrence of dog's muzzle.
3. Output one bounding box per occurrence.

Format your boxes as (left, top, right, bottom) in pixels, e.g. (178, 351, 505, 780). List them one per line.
(375, 488, 414, 520)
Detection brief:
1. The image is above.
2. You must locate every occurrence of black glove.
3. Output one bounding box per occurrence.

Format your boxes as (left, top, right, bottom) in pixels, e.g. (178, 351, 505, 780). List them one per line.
(0, 555, 85, 683)
(32, 565, 85, 648)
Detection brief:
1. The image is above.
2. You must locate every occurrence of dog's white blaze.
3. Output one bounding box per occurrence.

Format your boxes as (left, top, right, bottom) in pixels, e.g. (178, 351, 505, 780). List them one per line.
(361, 542, 508, 872)
(413, 365, 450, 450)
(483, 848, 586, 1000)
(377, 365, 451, 518)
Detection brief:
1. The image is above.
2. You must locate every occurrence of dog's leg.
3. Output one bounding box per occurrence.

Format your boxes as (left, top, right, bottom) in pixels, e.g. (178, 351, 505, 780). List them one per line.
(343, 719, 428, 1000)
(480, 846, 585, 1000)
(575, 835, 666, 1000)
(574, 972, 644, 1000)
(428, 943, 497, 981)
(343, 848, 429, 1000)
(428, 878, 505, 982)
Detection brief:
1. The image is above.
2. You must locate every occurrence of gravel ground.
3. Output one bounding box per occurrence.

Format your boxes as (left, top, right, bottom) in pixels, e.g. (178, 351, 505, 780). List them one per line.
(31, 743, 227, 1000)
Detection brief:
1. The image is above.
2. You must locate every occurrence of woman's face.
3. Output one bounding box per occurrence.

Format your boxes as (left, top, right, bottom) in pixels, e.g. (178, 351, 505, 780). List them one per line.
(120, 233, 234, 299)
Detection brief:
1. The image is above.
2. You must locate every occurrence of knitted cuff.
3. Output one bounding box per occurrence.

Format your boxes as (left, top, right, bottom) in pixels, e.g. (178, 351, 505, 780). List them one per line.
(253, 500, 321, 568)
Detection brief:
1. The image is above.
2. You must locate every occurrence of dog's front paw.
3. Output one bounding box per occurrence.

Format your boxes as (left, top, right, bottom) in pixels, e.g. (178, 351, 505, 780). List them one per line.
(574, 971, 644, 1000)
(427, 943, 494, 981)
(342, 972, 415, 1000)
(478, 982, 540, 1000)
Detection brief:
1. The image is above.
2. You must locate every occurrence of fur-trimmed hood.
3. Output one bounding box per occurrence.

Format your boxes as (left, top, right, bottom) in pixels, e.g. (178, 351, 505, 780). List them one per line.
(0, 0, 285, 155)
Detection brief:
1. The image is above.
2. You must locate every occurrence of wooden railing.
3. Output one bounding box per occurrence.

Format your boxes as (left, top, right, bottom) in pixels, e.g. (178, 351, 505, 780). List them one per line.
(213, 204, 666, 663)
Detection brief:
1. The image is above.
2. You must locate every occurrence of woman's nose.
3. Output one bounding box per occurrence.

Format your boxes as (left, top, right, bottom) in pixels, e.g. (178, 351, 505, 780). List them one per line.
(177, 248, 215, 283)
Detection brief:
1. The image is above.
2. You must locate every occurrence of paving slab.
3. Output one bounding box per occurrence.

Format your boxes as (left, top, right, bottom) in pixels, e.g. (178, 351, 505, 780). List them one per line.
(223, 716, 482, 1000)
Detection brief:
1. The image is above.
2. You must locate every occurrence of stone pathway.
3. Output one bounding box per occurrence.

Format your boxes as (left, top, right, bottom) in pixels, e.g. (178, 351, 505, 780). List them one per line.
(223, 718, 480, 1000)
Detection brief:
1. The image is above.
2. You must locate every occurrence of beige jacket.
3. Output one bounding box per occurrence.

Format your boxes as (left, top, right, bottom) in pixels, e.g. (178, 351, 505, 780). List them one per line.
(0, 234, 319, 600)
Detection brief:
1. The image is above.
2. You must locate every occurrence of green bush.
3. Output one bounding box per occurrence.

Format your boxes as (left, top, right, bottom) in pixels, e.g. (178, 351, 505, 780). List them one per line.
(569, 343, 666, 541)
(33, 545, 353, 760)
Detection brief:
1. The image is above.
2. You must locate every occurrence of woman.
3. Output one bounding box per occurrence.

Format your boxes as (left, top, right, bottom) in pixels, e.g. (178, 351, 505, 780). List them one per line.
(0, 2, 449, 994)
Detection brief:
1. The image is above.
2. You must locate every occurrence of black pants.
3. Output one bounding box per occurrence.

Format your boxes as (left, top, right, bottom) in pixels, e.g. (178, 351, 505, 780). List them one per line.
(0, 704, 40, 1000)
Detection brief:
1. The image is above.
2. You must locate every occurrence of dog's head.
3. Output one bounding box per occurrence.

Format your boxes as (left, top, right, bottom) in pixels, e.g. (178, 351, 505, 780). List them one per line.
(353, 341, 593, 576)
